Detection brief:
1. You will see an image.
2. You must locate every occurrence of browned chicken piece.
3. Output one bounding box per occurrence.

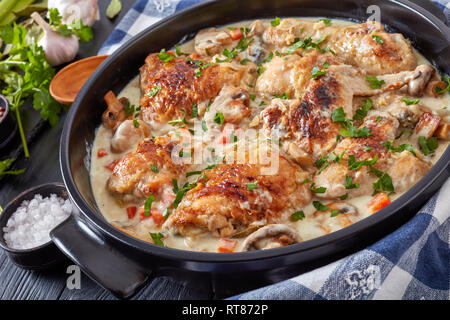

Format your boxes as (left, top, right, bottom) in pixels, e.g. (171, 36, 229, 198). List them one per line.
(201, 86, 251, 124)
(110, 120, 151, 153)
(312, 202, 360, 234)
(314, 111, 399, 199)
(163, 151, 312, 238)
(194, 27, 233, 56)
(139, 54, 244, 128)
(262, 18, 336, 47)
(107, 137, 186, 202)
(329, 21, 416, 75)
(256, 51, 342, 99)
(261, 64, 357, 159)
(375, 93, 421, 129)
(386, 151, 431, 193)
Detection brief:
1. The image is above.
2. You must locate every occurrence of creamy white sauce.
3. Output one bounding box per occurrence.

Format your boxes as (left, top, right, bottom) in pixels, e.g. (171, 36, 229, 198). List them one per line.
(90, 18, 450, 252)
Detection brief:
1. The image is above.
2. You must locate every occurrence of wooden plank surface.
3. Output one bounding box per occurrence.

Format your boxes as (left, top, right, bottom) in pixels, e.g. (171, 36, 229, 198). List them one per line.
(0, 0, 211, 300)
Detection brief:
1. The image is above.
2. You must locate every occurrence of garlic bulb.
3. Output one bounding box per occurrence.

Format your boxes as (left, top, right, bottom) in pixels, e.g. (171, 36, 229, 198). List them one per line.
(48, 0, 99, 27)
(31, 12, 79, 66)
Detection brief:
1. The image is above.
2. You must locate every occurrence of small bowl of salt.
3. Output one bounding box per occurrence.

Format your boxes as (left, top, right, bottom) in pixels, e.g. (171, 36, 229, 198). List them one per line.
(0, 183, 75, 270)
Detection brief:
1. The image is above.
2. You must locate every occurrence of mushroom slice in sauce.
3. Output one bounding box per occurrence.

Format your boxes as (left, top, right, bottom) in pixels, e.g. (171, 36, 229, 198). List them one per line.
(240, 224, 302, 251)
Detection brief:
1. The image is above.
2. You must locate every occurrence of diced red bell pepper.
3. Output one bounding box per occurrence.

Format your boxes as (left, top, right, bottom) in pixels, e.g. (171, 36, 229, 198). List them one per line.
(367, 192, 391, 213)
(217, 238, 238, 253)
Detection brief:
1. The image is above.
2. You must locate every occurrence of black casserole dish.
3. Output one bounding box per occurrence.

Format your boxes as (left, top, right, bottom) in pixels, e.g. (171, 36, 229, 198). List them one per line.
(56, 0, 450, 298)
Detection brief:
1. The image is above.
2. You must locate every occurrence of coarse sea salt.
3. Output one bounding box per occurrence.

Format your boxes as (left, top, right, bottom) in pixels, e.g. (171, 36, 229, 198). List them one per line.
(3, 193, 75, 250)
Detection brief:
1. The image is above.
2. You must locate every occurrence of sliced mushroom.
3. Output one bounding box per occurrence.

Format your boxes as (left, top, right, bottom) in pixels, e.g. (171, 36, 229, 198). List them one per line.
(111, 119, 151, 153)
(240, 224, 301, 251)
(102, 91, 128, 130)
(194, 27, 233, 56)
(407, 64, 435, 96)
(312, 202, 359, 233)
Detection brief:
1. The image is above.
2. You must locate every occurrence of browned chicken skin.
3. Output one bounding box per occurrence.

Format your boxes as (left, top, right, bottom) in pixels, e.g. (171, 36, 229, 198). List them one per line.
(107, 137, 186, 202)
(163, 150, 311, 237)
(139, 54, 244, 127)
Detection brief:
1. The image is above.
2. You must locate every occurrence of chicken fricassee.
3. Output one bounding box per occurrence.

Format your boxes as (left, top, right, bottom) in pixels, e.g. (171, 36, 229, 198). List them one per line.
(91, 18, 450, 252)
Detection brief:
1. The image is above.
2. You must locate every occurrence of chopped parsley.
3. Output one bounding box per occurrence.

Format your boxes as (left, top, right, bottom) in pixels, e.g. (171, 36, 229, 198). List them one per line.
(146, 85, 161, 97)
(340, 193, 349, 200)
(260, 51, 274, 64)
(273, 93, 289, 99)
(418, 136, 438, 156)
(149, 232, 165, 246)
(191, 102, 198, 117)
(271, 17, 281, 27)
(240, 58, 250, 65)
(353, 99, 373, 121)
(310, 183, 327, 193)
(214, 112, 225, 125)
(186, 171, 202, 177)
(157, 49, 175, 62)
(330, 209, 340, 217)
(133, 119, 140, 128)
(347, 155, 378, 171)
(372, 35, 384, 45)
(175, 45, 188, 56)
(311, 65, 327, 79)
(345, 175, 360, 189)
(144, 195, 156, 216)
(331, 107, 372, 138)
(382, 140, 416, 156)
(168, 108, 193, 126)
(247, 182, 259, 190)
(435, 75, 450, 94)
(317, 18, 332, 26)
(370, 166, 394, 195)
(402, 97, 420, 105)
(366, 75, 385, 89)
(201, 118, 208, 132)
(313, 200, 328, 212)
(286, 35, 328, 54)
(124, 102, 135, 116)
(150, 164, 159, 173)
(291, 210, 305, 221)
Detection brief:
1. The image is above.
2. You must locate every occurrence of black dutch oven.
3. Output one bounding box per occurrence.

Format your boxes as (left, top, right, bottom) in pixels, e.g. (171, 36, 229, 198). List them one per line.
(55, 0, 450, 299)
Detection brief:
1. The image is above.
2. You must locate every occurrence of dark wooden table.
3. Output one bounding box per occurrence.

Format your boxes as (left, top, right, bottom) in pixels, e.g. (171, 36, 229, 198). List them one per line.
(0, 0, 211, 300)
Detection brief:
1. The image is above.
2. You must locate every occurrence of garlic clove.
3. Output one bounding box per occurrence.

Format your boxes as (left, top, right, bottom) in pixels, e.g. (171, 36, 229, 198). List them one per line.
(31, 12, 79, 67)
(48, 0, 99, 27)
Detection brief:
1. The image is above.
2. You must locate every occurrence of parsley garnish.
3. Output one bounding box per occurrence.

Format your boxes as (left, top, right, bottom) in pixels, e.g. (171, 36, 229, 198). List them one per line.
(144, 195, 156, 216)
(150, 232, 165, 246)
(418, 136, 438, 156)
(317, 18, 332, 26)
(286, 35, 328, 54)
(310, 183, 327, 193)
(157, 48, 175, 62)
(191, 102, 198, 117)
(353, 99, 373, 121)
(366, 75, 385, 89)
(330, 209, 340, 217)
(313, 200, 328, 212)
(146, 85, 161, 97)
(383, 140, 416, 156)
(271, 17, 281, 26)
(124, 102, 135, 116)
(214, 112, 225, 125)
(150, 164, 159, 173)
(273, 93, 289, 99)
(291, 210, 305, 221)
(311, 65, 327, 79)
(168, 108, 193, 126)
(247, 182, 258, 190)
(201, 118, 208, 132)
(370, 166, 394, 195)
(133, 119, 140, 128)
(175, 45, 188, 56)
(348, 155, 377, 171)
(372, 35, 384, 45)
(331, 107, 372, 138)
(402, 97, 420, 105)
(345, 175, 360, 189)
(435, 76, 450, 94)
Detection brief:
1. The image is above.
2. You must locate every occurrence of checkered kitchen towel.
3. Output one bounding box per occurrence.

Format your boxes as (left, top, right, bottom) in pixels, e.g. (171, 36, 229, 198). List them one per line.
(99, 0, 450, 300)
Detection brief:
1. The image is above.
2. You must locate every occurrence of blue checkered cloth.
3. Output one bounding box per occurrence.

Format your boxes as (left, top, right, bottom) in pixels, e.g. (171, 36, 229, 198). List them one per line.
(99, 0, 450, 300)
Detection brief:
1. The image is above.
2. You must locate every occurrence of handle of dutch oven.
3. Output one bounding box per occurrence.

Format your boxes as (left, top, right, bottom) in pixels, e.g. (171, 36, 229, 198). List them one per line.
(50, 215, 151, 299)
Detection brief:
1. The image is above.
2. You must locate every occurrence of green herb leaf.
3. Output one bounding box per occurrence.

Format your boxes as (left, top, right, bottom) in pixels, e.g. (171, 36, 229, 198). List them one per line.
(144, 195, 156, 216)
(146, 85, 161, 97)
(317, 18, 332, 26)
(402, 97, 420, 105)
(175, 45, 188, 56)
(348, 155, 378, 171)
(247, 182, 258, 190)
(330, 209, 340, 217)
(353, 99, 373, 121)
(150, 164, 159, 173)
(201, 118, 208, 132)
(272, 93, 289, 99)
(366, 75, 385, 89)
(383, 140, 416, 156)
(418, 136, 438, 156)
(345, 175, 360, 189)
(291, 210, 305, 221)
(133, 119, 140, 128)
(313, 200, 328, 212)
(150, 232, 165, 246)
(214, 112, 225, 125)
(372, 35, 384, 45)
(311, 65, 326, 78)
(435, 76, 450, 94)
(310, 183, 327, 193)
(271, 17, 281, 27)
